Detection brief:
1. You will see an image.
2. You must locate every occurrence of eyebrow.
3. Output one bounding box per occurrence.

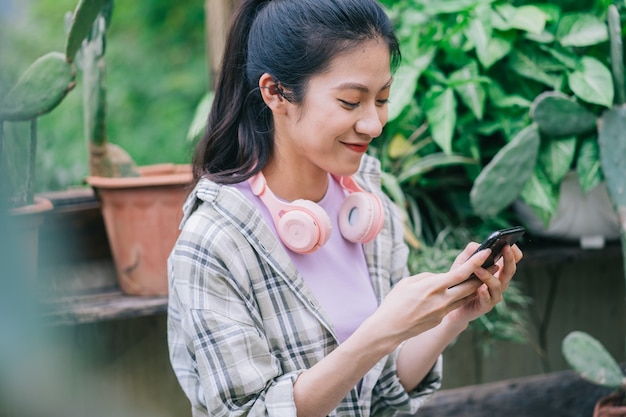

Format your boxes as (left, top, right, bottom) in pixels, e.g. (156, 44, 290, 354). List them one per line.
(333, 78, 393, 93)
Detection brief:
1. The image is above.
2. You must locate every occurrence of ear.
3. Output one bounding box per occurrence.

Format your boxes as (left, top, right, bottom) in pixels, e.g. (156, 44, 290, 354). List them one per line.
(259, 73, 288, 114)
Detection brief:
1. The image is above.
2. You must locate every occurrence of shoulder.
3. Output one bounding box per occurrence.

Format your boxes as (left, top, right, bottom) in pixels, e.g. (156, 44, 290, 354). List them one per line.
(175, 178, 262, 262)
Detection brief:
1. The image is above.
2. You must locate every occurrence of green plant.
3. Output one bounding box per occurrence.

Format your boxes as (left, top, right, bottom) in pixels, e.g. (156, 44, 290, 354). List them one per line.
(470, 2, 625, 226)
(562, 331, 626, 402)
(67, 0, 138, 178)
(374, 0, 622, 244)
(0, 32, 76, 208)
(560, 5, 626, 405)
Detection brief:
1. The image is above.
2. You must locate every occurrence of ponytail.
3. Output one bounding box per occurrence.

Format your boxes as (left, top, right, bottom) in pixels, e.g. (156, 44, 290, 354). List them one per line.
(193, 0, 272, 184)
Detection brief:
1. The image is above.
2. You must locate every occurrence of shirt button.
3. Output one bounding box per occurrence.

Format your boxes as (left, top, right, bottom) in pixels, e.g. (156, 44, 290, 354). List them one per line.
(307, 298, 317, 309)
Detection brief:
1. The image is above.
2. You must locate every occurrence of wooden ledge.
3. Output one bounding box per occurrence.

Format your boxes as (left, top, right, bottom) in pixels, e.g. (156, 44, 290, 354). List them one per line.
(43, 289, 168, 326)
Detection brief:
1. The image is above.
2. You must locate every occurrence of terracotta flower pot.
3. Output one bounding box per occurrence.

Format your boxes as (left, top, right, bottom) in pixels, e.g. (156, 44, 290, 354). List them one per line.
(86, 164, 193, 296)
(594, 393, 626, 417)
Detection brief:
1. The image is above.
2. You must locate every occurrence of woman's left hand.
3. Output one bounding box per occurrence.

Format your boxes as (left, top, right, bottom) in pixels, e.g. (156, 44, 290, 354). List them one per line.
(446, 243, 524, 325)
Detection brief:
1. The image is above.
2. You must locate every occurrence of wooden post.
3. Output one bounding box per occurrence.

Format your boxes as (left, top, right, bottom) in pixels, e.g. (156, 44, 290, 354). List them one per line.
(205, 0, 235, 88)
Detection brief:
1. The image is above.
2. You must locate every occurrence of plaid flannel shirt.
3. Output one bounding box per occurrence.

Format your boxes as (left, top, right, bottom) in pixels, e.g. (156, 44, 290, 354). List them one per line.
(167, 155, 442, 417)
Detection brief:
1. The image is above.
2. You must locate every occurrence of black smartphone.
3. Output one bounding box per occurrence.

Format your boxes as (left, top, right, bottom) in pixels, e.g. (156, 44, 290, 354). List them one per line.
(471, 226, 525, 268)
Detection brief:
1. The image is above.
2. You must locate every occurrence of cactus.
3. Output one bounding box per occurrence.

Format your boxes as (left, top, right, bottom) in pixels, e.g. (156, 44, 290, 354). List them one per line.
(562, 331, 626, 390)
(561, 6, 626, 395)
(0, 52, 76, 207)
(530, 91, 597, 138)
(0, 0, 133, 207)
(470, 125, 540, 217)
(0, 52, 75, 121)
(68, 0, 138, 178)
(597, 4, 626, 284)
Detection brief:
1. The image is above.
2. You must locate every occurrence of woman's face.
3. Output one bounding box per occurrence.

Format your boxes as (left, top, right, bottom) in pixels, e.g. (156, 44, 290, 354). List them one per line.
(270, 39, 392, 181)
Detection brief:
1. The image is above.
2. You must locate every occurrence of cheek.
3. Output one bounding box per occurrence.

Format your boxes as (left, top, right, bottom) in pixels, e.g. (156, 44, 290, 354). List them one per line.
(378, 107, 389, 127)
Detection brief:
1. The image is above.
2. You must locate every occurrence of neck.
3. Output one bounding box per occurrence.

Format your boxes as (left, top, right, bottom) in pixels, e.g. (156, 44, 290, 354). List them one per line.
(262, 165, 329, 202)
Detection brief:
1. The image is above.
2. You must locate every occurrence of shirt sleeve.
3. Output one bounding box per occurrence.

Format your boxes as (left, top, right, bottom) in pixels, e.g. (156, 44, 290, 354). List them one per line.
(370, 348, 442, 417)
(168, 208, 301, 417)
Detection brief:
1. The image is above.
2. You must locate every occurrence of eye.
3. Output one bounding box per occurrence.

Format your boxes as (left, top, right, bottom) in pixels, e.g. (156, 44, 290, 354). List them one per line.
(339, 99, 360, 109)
(376, 98, 390, 106)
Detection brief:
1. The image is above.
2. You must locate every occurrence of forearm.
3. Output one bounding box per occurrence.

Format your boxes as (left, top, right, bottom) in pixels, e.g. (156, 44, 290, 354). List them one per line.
(293, 316, 398, 417)
(396, 316, 468, 392)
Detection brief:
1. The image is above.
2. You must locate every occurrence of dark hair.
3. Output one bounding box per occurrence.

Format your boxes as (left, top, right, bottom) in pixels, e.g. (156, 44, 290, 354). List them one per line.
(193, 0, 400, 184)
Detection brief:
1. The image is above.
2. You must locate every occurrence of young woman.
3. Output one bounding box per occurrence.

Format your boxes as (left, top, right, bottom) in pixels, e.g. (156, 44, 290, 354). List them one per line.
(167, 0, 523, 416)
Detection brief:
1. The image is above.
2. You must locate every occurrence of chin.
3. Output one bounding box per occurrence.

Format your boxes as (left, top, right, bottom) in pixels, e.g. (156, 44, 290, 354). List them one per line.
(333, 161, 362, 177)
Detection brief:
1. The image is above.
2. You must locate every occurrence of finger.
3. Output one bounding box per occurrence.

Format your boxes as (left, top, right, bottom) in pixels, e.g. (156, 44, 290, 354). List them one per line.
(474, 267, 503, 304)
(498, 245, 518, 285)
(447, 249, 491, 288)
(451, 242, 482, 269)
(511, 244, 524, 263)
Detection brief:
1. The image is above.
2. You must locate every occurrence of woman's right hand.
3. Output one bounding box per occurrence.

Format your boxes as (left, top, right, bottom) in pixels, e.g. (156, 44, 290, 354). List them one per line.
(366, 245, 492, 350)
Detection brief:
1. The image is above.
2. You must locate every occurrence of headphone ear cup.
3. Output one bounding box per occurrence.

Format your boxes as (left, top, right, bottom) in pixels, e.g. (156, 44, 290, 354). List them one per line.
(338, 192, 384, 243)
(276, 200, 332, 254)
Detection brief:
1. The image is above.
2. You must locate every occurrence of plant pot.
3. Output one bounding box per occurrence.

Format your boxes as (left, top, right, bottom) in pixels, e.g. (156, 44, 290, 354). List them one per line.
(86, 164, 193, 296)
(514, 171, 620, 249)
(594, 392, 626, 417)
(8, 196, 54, 282)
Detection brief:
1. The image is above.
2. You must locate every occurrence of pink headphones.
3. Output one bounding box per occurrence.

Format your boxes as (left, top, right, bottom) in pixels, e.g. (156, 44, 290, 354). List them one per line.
(248, 171, 384, 254)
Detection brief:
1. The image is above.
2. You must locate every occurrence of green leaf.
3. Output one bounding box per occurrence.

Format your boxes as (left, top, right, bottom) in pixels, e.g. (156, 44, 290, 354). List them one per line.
(576, 136, 603, 193)
(492, 4, 548, 33)
(389, 49, 435, 123)
(530, 91, 597, 138)
(0, 52, 75, 121)
(533, 3, 561, 22)
(507, 5, 547, 34)
(537, 136, 577, 185)
(525, 30, 555, 44)
(381, 171, 407, 209)
(488, 83, 531, 108)
(450, 61, 486, 120)
(424, 86, 457, 154)
(557, 13, 608, 47)
(388, 133, 412, 159)
(508, 50, 561, 88)
(539, 44, 579, 70)
(421, 0, 483, 14)
(65, 0, 111, 62)
(186, 90, 214, 142)
(519, 167, 559, 225)
(388, 65, 420, 123)
(482, 34, 514, 69)
(470, 125, 541, 217)
(562, 331, 625, 389)
(466, 16, 490, 68)
(398, 153, 477, 183)
(598, 106, 626, 207)
(568, 56, 613, 108)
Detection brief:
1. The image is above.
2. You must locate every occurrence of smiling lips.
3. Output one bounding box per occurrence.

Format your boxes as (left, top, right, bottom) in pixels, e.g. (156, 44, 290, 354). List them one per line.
(344, 142, 369, 153)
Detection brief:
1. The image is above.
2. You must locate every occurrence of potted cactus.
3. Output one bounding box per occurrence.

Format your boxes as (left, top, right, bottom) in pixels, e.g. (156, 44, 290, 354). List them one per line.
(562, 331, 626, 416)
(69, 0, 192, 296)
(469, 4, 625, 247)
(0, 23, 79, 281)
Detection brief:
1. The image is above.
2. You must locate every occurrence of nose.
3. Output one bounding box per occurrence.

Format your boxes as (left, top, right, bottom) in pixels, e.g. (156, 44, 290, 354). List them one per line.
(355, 105, 385, 138)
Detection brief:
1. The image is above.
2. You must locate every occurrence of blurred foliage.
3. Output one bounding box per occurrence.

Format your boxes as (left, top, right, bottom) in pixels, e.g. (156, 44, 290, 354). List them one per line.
(0, 0, 207, 192)
(374, 0, 623, 248)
